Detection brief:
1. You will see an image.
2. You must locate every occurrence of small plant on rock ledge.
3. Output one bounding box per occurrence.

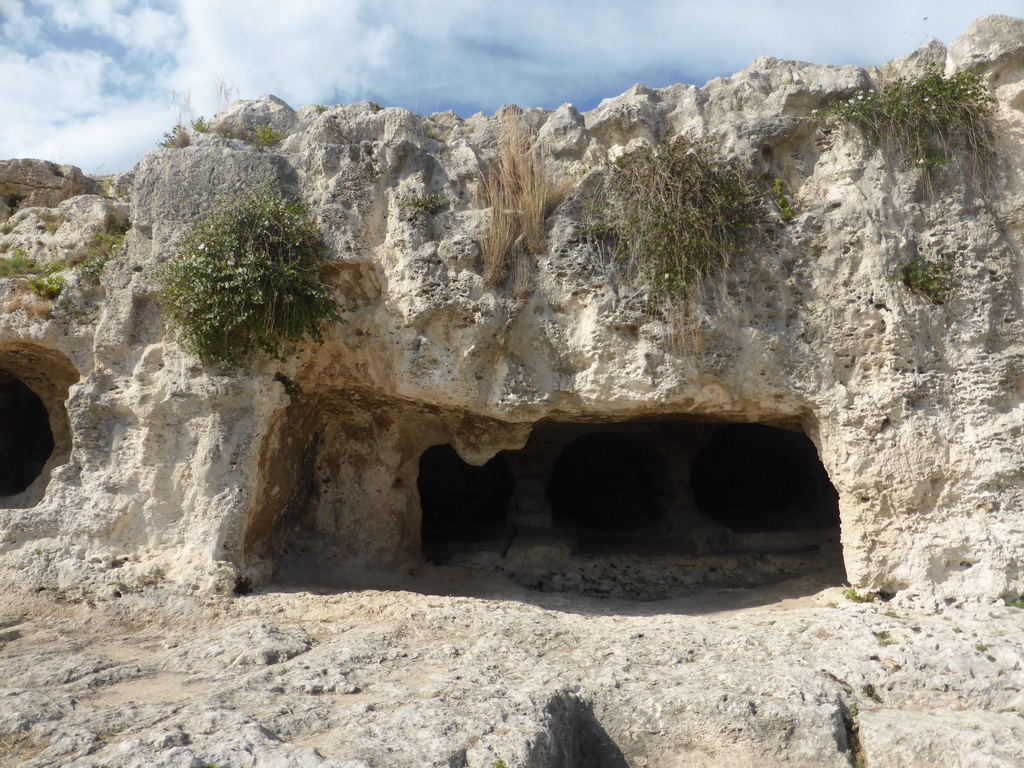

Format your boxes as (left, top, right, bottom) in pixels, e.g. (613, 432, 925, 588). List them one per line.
(72, 226, 128, 282)
(842, 587, 874, 603)
(160, 189, 342, 367)
(252, 123, 286, 150)
(770, 177, 795, 222)
(895, 252, 956, 305)
(399, 193, 449, 215)
(159, 124, 191, 149)
(28, 273, 64, 299)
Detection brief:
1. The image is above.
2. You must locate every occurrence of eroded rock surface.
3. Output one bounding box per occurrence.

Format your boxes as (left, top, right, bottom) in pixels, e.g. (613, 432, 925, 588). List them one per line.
(2, 582, 1023, 767)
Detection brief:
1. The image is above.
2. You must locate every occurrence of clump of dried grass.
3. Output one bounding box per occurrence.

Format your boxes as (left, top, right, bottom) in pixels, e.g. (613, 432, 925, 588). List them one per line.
(4, 291, 52, 320)
(477, 112, 574, 288)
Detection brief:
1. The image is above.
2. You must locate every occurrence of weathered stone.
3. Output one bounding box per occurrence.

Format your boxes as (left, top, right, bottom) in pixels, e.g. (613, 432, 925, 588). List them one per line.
(947, 14, 1024, 79)
(211, 93, 299, 141)
(0, 158, 98, 210)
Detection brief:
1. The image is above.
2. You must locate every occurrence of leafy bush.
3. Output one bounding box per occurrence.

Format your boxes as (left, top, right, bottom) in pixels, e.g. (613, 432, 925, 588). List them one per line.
(825, 68, 994, 168)
(399, 193, 449, 215)
(252, 124, 285, 150)
(896, 252, 956, 304)
(604, 135, 763, 299)
(28, 273, 64, 299)
(160, 189, 341, 367)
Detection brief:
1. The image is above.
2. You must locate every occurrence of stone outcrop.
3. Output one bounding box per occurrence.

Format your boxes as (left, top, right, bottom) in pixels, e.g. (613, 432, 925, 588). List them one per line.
(0, 158, 100, 213)
(2, 14, 1024, 606)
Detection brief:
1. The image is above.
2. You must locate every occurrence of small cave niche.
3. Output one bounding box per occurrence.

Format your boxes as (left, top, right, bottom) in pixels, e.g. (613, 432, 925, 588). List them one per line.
(529, 693, 629, 768)
(548, 432, 666, 533)
(691, 423, 839, 534)
(418, 444, 513, 545)
(0, 346, 78, 507)
(0, 373, 54, 496)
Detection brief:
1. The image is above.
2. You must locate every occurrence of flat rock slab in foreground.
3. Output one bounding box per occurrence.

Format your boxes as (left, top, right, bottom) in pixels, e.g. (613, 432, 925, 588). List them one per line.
(2, 580, 1023, 767)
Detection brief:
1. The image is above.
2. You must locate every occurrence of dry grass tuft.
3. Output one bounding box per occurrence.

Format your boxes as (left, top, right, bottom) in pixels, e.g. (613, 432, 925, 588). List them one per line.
(477, 112, 574, 287)
(4, 291, 53, 320)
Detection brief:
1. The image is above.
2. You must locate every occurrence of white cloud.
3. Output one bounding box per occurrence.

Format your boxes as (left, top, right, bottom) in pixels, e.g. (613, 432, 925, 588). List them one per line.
(0, 0, 41, 43)
(2, 0, 1024, 172)
(36, 0, 183, 52)
(0, 48, 109, 124)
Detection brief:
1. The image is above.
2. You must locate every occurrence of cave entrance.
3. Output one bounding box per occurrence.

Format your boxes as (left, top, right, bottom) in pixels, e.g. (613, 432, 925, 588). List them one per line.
(0, 372, 56, 496)
(690, 423, 840, 534)
(416, 417, 844, 598)
(418, 444, 513, 545)
(548, 432, 667, 534)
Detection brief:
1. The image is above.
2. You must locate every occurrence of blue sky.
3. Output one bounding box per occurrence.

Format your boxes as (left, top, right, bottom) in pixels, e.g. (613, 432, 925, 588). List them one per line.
(2, 1, 1023, 174)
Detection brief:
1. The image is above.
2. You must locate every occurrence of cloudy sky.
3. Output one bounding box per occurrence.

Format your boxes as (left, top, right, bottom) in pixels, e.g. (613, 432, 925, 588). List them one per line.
(2, 1, 1023, 174)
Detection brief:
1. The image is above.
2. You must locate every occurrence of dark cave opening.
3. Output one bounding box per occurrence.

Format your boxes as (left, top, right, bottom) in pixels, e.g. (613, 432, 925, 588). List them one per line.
(690, 423, 839, 533)
(547, 432, 665, 533)
(418, 444, 514, 544)
(0, 373, 55, 497)
(413, 417, 844, 595)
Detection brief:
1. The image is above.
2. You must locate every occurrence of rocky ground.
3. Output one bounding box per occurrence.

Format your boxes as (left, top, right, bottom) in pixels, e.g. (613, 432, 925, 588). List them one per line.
(2, 570, 1023, 767)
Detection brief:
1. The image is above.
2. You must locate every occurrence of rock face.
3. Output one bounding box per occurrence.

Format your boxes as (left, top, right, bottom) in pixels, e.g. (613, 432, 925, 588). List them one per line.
(0, 158, 100, 212)
(2, 14, 1024, 606)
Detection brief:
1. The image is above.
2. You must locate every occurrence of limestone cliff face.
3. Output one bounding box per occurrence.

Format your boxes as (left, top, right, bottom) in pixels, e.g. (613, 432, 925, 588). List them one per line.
(2, 15, 1024, 600)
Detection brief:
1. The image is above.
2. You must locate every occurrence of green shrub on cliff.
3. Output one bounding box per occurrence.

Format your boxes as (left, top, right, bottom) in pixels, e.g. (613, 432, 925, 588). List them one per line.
(160, 189, 341, 367)
(825, 68, 994, 168)
(603, 135, 764, 300)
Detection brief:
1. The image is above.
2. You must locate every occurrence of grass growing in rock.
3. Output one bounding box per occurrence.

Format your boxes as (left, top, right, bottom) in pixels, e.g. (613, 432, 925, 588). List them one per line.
(602, 135, 764, 301)
(825, 68, 994, 168)
(160, 189, 341, 367)
(477, 112, 573, 287)
(39, 211, 62, 234)
(0, 248, 35, 277)
(0, 248, 66, 299)
(399, 193, 449, 215)
(842, 587, 874, 603)
(895, 252, 956, 305)
(71, 225, 129, 282)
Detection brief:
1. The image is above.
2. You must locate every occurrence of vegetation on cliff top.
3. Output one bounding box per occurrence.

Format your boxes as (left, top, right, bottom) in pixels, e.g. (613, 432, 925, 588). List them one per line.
(477, 112, 574, 291)
(824, 67, 995, 168)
